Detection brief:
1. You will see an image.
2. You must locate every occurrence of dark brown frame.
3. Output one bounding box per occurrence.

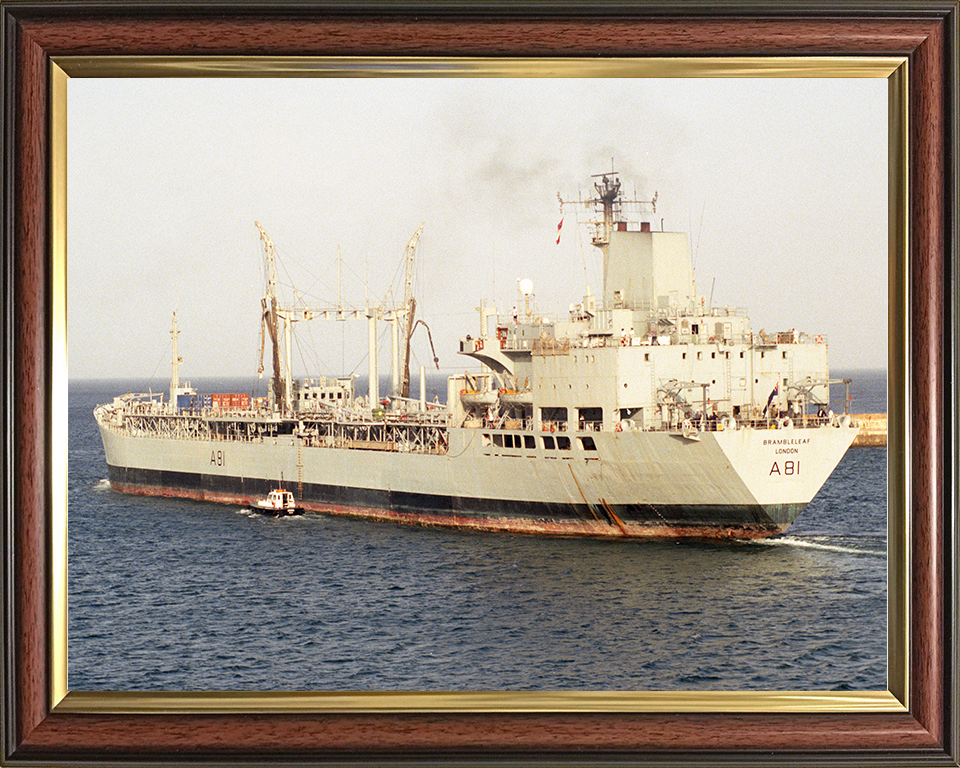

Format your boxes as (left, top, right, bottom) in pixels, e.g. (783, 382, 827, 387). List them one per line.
(2, 3, 957, 765)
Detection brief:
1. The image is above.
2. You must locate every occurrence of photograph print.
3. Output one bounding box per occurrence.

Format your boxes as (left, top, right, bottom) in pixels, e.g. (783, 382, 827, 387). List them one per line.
(67, 75, 888, 692)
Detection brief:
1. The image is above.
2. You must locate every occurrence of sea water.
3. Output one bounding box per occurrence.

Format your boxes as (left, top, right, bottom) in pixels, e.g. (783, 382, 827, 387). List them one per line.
(68, 370, 887, 691)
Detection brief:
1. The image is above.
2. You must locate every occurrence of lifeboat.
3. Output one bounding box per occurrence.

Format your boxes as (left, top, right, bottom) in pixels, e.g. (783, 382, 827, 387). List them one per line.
(459, 389, 499, 408)
(499, 389, 533, 407)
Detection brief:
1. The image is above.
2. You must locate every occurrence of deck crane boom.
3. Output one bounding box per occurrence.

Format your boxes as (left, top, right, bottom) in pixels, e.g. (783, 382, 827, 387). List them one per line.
(255, 221, 287, 411)
(400, 223, 425, 399)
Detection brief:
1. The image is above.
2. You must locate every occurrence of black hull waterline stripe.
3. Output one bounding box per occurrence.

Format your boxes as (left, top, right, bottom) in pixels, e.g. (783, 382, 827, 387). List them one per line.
(107, 465, 803, 530)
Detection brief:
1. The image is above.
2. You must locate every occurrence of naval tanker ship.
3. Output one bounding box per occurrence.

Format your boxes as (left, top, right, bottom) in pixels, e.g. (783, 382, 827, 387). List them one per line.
(95, 172, 859, 539)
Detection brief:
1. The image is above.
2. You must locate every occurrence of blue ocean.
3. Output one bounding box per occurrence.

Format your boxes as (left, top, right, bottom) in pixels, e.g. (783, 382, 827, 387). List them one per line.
(68, 369, 887, 691)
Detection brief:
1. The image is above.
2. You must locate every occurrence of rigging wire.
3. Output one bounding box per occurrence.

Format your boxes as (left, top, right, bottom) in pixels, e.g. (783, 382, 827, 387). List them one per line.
(575, 201, 589, 292)
(251, 222, 435, 389)
(695, 200, 706, 266)
(144, 339, 167, 395)
(291, 324, 333, 382)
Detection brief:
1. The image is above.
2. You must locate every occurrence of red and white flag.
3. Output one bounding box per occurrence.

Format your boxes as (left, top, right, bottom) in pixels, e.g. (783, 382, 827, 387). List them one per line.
(556, 217, 564, 245)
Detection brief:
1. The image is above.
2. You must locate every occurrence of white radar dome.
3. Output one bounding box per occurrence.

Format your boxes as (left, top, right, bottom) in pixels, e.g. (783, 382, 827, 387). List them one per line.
(519, 278, 534, 295)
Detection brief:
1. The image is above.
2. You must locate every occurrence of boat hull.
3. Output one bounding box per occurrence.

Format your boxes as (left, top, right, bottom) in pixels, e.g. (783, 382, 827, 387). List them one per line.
(98, 421, 857, 540)
(106, 464, 803, 539)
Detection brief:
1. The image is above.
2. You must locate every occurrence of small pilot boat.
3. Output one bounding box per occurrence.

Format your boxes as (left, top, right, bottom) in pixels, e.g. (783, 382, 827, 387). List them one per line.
(252, 487, 302, 517)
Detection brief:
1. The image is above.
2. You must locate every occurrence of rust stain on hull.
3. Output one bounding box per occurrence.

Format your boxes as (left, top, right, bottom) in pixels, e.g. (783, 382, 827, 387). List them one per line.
(110, 481, 784, 541)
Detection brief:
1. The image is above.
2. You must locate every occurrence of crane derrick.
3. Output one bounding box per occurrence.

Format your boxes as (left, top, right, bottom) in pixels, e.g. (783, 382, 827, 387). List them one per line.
(252, 219, 435, 411)
(255, 221, 286, 410)
(400, 223, 424, 399)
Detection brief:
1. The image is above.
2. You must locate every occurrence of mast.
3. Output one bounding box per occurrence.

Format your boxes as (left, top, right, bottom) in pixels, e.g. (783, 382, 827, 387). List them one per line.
(169, 311, 182, 405)
(367, 305, 379, 407)
(400, 223, 424, 399)
(561, 170, 656, 248)
(419, 365, 426, 412)
(391, 310, 400, 396)
(284, 315, 293, 409)
(594, 173, 621, 245)
(558, 171, 657, 308)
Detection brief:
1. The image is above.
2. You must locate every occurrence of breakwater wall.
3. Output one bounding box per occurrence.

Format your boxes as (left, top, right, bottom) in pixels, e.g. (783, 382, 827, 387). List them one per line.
(852, 413, 887, 447)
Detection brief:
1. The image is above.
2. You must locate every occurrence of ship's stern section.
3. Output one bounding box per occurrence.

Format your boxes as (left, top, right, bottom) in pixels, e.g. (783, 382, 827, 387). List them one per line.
(712, 422, 859, 529)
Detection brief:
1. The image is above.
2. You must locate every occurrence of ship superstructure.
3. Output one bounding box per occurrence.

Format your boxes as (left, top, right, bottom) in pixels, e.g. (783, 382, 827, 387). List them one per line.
(453, 172, 848, 435)
(95, 171, 858, 539)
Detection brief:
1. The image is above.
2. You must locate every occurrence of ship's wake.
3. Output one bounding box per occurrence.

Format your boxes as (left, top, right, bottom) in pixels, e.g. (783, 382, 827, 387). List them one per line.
(93, 479, 112, 492)
(753, 536, 885, 557)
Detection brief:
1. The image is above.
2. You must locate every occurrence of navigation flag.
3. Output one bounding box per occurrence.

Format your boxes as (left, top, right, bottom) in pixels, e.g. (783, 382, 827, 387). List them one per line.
(765, 382, 780, 414)
(556, 217, 564, 245)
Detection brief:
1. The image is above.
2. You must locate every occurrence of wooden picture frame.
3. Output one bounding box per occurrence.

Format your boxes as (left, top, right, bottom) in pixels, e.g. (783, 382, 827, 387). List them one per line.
(2, 3, 957, 765)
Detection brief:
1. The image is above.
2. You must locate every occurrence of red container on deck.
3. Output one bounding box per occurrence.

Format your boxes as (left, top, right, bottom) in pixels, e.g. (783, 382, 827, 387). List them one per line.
(211, 393, 250, 410)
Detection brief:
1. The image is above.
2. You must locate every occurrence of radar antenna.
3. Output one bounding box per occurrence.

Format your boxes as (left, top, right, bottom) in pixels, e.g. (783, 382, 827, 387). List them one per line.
(558, 170, 657, 246)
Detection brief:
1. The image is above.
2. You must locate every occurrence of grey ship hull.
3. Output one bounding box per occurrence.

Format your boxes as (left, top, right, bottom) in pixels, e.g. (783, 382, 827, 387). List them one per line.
(98, 421, 857, 539)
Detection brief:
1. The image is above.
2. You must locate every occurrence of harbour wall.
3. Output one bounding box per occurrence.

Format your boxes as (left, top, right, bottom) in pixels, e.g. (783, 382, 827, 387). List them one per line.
(852, 413, 887, 447)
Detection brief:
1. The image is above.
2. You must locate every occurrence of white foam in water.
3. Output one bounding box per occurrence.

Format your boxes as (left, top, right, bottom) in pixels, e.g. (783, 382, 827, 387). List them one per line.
(754, 536, 885, 557)
(93, 479, 112, 492)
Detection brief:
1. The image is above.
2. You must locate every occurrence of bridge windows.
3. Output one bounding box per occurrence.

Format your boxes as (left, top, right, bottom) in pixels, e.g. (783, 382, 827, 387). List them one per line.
(542, 434, 573, 451)
(481, 428, 595, 457)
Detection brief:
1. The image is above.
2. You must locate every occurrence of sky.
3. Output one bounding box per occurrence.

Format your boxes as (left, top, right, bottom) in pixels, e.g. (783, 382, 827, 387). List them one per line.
(67, 77, 887, 387)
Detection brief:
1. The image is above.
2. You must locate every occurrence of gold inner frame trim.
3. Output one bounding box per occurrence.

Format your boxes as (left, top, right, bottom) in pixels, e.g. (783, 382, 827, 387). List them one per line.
(54, 55, 904, 78)
(57, 689, 905, 715)
(50, 62, 69, 709)
(49, 56, 909, 715)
